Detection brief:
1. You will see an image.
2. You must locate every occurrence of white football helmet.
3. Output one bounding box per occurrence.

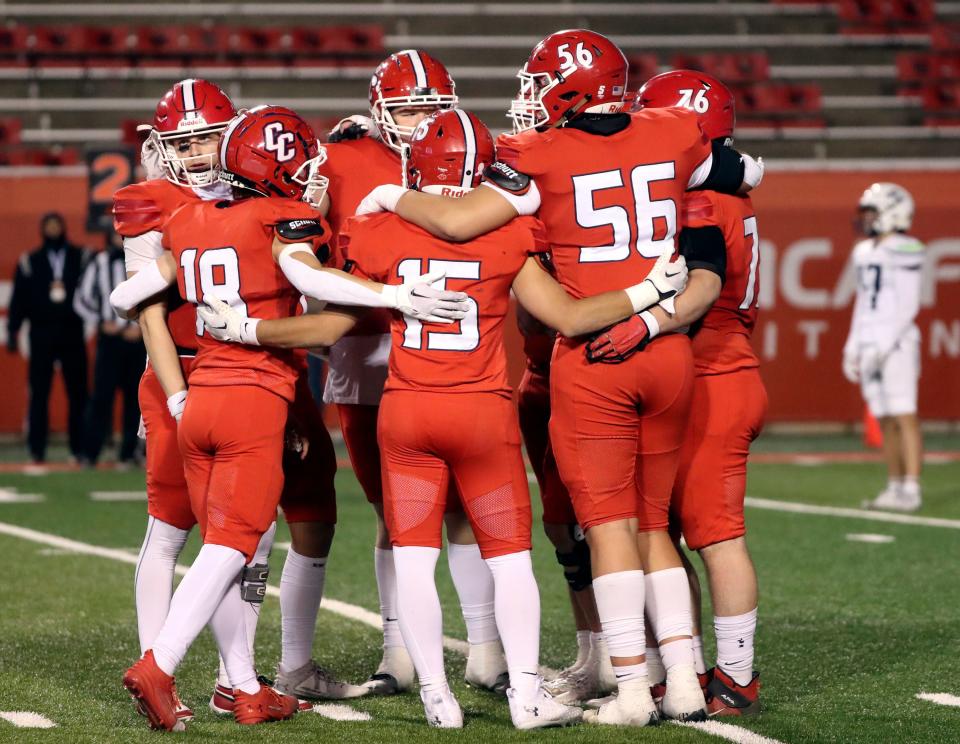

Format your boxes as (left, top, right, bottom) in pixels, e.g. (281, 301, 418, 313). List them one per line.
(858, 182, 914, 234)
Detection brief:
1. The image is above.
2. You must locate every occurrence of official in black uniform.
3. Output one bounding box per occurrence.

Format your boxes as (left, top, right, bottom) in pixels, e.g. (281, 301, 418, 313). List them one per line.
(7, 213, 89, 463)
(74, 230, 145, 466)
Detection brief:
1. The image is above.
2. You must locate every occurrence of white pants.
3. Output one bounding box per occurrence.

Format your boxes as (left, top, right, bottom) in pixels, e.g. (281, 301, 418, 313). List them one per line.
(861, 336, 920, 417)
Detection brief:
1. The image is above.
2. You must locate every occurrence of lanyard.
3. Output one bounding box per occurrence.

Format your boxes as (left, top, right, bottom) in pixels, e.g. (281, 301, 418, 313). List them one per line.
(47, 249, 66, 282)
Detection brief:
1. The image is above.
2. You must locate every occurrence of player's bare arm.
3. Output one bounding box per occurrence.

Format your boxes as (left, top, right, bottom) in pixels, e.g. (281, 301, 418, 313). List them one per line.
(136, 298, 187, 398)
(646, 269, 722, 334)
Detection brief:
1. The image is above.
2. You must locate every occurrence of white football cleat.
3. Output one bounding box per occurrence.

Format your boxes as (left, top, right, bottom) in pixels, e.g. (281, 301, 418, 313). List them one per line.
(464, 640, 508, 693)
(595, 636, 618, 694)
(545, 664, 602, 704)
(364, 646, 416, 695)
(421, 687, 463, 728)
(659, 663, 707, 722)
(584, 693, 616, 710)
(274, 660, 368, 700)
(584, 679, 659, 727)
(862, 486, 919, 512)
(507, 680, 582, 730)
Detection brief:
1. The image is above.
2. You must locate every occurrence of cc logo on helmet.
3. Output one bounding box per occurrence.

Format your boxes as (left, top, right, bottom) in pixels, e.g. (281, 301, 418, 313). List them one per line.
(412, 120, 430, 141)
(264, 121, 296, 162)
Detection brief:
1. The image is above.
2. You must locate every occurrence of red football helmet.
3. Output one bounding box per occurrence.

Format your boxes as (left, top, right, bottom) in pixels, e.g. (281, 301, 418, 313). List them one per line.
(369, 49, 459, 154)
(405, 109, 495, 196)
(509, 29, 628, 133)
(147, 78, 236, 187)
(218, 105, 328, 204)
(636, 70, 736, 144)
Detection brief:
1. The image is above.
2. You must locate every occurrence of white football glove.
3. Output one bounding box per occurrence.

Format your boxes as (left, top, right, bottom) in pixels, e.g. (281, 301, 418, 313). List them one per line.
(624, 250, 688, 314)
(197, 296, 261, 345)
(356, 184, 407, 216)
(380, 270, 470, 324)
(860, 346, 884, 382)
(741, 153, 765, 191)
(166, 390, 187, 423)
(842, 351, 860, 384)
(140, 135, 166, 181)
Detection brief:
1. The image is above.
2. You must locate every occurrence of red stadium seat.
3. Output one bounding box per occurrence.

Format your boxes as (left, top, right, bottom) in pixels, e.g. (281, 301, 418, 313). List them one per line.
(626, 54, 660, 85)
(931, 23, 960, 51)
(669, 52, 770, 82)
(0, 23, 30, 65)
(839, 0, 935, 33)
(0, 118, 22, 145)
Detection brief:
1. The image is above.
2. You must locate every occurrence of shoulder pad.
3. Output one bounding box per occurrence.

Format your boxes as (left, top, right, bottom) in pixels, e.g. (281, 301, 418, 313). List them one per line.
(483, 161, 531, 195)
(276, 218, 327, 243)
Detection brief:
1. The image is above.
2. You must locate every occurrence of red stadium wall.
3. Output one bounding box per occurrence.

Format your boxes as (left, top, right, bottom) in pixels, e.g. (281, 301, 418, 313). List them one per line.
(0, 170, 958, 434)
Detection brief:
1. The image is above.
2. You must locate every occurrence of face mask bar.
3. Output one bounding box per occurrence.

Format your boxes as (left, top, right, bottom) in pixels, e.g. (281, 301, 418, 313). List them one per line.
(371, 92, 458, 153)
(153, 123, 229, 188)
(508, 70, 555, 133)
(293, 147, 330, 209)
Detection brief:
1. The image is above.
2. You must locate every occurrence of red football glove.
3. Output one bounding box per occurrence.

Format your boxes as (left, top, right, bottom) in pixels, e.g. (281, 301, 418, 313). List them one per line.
(586, 314, 654, 364)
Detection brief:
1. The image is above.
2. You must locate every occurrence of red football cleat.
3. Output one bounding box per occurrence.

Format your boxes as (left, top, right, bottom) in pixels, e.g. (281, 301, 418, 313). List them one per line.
(233, 682, 299, 725)
(210, 682, 235, 715)
(706, 667, 761, 717)
(123, 650, 185, 732)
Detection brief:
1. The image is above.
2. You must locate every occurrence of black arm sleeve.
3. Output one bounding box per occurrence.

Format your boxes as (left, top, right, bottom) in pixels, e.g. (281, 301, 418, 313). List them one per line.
(695, 142, 745, 195)
(679, 226, 727, 285)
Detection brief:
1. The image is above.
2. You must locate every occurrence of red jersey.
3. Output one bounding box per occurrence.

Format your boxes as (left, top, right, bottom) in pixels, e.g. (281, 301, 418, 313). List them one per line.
(341, 212, 547, 396)
(681, 190, 760, 375)
(162, 197, 330, 402)
(497, 108, 712, 300)
(321, 138, 401, 337)
(113, 178, 200, 352)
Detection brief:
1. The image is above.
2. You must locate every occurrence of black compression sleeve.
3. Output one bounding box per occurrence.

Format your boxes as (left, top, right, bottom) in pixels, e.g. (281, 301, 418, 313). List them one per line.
(696, 142, 745, 195)
(679, 226, 727, 284)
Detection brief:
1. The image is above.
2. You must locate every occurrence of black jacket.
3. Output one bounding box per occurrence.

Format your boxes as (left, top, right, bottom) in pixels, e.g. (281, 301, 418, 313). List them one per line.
(7, 240, 87, 342)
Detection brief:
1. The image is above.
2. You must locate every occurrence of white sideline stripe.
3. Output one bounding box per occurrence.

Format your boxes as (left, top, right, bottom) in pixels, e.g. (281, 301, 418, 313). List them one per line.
(0, 488, 44, 503)
(311, 703, 373, 722)
(916, 692, 960, 707)
(90, 491, 147, 502)
(676, 720, 786, 744)
(745, 497, 960, 530)
(0, 520, 472, 656)
(845, 533, 896, 544)
(0, 712, 56, 728)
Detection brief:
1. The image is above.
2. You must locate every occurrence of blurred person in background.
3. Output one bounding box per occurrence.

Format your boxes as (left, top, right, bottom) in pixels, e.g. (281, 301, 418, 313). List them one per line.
(842, 183, 924, 512)
(74, 228, 146, 467)
(6, 212, 88, 463)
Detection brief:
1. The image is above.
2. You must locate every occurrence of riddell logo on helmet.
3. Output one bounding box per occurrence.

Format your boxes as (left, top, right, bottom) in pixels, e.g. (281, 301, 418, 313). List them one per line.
(176, 116, 209, 130)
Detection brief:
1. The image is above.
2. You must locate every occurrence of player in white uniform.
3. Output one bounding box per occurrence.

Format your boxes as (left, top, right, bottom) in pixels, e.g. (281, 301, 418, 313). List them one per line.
(842, 182, 924, 512)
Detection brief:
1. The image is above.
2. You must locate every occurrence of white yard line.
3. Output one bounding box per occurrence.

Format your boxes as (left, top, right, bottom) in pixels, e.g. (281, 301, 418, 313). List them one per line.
(676, 720, 787, 744)
(311, 703, 373, 722)
(89, 491, 147, 502)
(845, 533, 896, 544)
(0, 488, 44, 503)
(744, 497, 960, 530)
(916, 692, 960, 708)
(0, 712, 56, 728)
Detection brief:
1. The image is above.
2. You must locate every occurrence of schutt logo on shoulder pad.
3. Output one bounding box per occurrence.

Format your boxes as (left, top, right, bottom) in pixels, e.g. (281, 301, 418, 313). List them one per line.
(285, 219, 314, 230)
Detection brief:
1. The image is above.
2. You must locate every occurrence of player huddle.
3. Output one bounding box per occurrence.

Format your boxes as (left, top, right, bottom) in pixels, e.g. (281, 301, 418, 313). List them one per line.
(111, 28, 777, 732)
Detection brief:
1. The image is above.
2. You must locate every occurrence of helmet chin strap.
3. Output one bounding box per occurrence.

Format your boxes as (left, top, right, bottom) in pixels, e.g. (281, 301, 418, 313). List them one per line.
(555, 95, 593, 128)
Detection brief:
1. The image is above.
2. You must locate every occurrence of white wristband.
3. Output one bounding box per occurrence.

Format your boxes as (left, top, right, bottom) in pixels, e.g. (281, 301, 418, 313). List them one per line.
(639, 310, 660, 340)
(166, 390, 187, 422)
(239, 318, 261, 345)
(624, 279, 659, 314)
(741, 154, 764, 190)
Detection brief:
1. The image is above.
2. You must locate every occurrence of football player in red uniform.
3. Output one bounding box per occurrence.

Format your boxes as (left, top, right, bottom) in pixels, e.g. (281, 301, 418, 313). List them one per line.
(594, 70, 765, 717)
(355, 30, 764, 727)
(114, 106, 468, 732)
(320, 50, 507, 694)
(114, 78, 239, 724)
(196, 108, 688, 729)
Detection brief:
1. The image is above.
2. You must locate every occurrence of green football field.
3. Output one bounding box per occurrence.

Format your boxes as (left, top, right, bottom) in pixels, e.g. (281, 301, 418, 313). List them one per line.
(0, 435, 958, 744)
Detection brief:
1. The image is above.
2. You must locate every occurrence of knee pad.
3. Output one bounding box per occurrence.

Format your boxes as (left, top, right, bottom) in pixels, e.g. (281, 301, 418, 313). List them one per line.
(240, 563, 269, 603)
(555, 524, 592, 592)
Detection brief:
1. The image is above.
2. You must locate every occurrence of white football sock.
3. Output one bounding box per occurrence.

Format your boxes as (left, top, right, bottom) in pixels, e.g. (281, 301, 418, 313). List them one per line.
(645, 644, 665, 684)
(485, 551, 540, 701)
(447, 542, 499, 645)
(644, 567, 694, 671)
(218, 521, 276, 687)
(888, 476, 904, 492)
(715, 608, 757, 686)
(692, 634, 707, 675)
(134, 517, 189, 654)
(573, 629, 592, 671)
(151, 544, 246, 676)
(374, 547, 404, 649)
(393, 546, 447, 693)
(209, 571, 259, 694)
(592, 570, 647, 684)
(279, 547, 328, 674)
